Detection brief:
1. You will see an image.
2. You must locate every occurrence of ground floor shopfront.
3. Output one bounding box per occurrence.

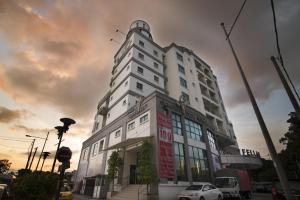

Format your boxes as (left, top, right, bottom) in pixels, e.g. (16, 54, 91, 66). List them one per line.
(75, 92, 237, 199)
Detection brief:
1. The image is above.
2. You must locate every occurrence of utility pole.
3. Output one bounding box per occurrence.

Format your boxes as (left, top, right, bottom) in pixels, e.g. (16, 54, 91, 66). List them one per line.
(29, 147, 38, 170)
(25, 139, 35, 169)
(271, 56, 300, 119)
(35, 132, 49, 171)
(221, 23, 295, 200)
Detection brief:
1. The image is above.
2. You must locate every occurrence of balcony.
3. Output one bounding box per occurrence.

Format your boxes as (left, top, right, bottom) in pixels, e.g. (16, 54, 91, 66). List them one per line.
(203, 98, 221, 118)
(197, 72, 206, 84)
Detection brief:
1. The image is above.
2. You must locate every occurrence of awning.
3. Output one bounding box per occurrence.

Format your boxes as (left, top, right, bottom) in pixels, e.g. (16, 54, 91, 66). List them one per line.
(104, 136, 153, 151)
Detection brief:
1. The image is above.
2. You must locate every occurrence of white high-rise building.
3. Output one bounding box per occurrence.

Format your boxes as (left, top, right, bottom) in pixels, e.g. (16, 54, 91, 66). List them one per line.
(92, 20, 236, 144)
(75, 20, 261, 200)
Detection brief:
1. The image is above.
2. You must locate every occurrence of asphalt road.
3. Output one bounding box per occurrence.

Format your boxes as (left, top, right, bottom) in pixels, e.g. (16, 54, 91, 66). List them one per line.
(252, 193, 272, 200)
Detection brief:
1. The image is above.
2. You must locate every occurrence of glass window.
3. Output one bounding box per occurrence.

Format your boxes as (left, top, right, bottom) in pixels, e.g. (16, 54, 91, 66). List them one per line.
(138, 52, 144, 60)
(125, 81, 128, 87)
(139, 40, 144, 47)
(153, 50, 158, 56)
(188, 146, 209, 181)
(99, 140, 104, 152)
(154, 75, 159, 83)
(185, 119, 203, 141)
(128, 121, 135, 130)
(115, 130, 121, 138)
(140, 114, 149, 124)
(176, 52, 183, 62)
(181, 92, 190, 105)
(180, 77, 187, 88)
(92, 142, 98, 156)
(154, 62, 159, 69)
(178, 64, 185, 74)
(82, 149, 88, 160)
(172, 113, 182, 135)
(137, 66, 143, 74)
(136, 82, 143, 90)
(173, 142, 187, 181)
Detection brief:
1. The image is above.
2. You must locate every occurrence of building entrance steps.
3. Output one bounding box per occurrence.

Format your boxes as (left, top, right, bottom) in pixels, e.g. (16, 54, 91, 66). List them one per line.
(110, 184, 147, 200)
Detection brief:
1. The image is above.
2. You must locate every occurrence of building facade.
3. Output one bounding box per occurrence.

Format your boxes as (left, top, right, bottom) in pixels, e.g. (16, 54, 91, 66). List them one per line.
(75, 20, 246, 200)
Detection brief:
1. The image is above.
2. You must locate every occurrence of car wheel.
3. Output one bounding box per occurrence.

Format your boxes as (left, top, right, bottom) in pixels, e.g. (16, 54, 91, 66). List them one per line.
(217, 195, 222, 200)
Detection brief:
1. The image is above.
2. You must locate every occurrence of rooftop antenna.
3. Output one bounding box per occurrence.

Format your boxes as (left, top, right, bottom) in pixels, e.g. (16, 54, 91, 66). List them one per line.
(110, 38, 121, 45)
(115, 28, 126, 36)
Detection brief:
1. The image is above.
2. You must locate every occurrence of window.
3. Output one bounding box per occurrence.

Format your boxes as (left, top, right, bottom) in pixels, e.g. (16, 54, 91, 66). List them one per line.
(138, 52, 144, 60)
(92, 142, 98, 156)
(174, 142, 187, 181)
(154, 62, 159, 69)
(176, 52, 183, 62)
(99, 140, 104, 152)
(125, 81, 128, 87)
(190, 69, 193, 74)
(140, 114, 149, 124)
(137, 66, 143, 74)
(195, 97, 198, 102)
(188, 146, 209, 181)
(123, 99, 127, 105)
(185, 119, 203, 141)
(207, 130, 217, 150)
(181, 92, 190, 104)
(136, 82, 143, 90)
(127, 65, 130, 71)
(180, 77, 187, 88)
(128, 121, 135, 130)
(154, 75, 159, 83)
(172, 113, 182, 135)
(178, 64, 185, 74)
(82, 149, 88, 160)
(115, 130, 121, 138)
(192, 82, 195, 87)
(111, 81, 115, 87)
(110, 96, 113, 101)
(153, 50, 158, 56)
(139, 40, 144, 47)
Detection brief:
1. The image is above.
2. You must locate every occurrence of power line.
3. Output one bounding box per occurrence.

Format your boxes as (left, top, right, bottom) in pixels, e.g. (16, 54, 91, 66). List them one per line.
(270, 0, 300, 102)
(227, 0, 248, 39)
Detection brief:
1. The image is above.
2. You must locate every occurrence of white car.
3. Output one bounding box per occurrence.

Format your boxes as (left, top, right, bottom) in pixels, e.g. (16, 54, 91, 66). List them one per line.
(177, 183, 223, 200)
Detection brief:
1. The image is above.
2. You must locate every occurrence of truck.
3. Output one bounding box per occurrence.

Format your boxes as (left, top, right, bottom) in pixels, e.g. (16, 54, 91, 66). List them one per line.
(215, 169, 252, 199)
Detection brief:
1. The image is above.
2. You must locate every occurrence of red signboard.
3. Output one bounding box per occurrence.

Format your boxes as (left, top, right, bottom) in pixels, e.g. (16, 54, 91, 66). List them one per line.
(157, 112, 176, 178)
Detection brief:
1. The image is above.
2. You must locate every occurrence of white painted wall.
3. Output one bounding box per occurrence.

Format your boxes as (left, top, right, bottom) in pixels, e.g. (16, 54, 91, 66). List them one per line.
(126, 111, 151, 139)
(86, 138, 106, 177)
(108, 127, 122, 147)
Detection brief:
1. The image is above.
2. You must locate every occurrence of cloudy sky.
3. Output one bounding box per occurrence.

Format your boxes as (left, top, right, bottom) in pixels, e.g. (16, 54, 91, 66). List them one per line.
(0, 0, 299, 171)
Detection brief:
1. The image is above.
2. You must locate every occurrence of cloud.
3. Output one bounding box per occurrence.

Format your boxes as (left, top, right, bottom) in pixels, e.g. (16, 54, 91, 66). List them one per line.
(10, 124, 53, 134)
(0, 106, 27, 123)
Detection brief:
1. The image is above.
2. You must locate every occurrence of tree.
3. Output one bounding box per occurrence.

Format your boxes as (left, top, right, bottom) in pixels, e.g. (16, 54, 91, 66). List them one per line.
(0, 159, 11, 174)
(279, 112, 300, 179)
(13, 171, 58, 200)
(107, 151, 123, 191)
(137, 140, 156, 194)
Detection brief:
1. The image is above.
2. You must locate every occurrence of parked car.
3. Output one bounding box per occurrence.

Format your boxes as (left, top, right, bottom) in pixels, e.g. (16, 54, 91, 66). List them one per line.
(60, 185, 73, 200)
(177, 183, 223, 200)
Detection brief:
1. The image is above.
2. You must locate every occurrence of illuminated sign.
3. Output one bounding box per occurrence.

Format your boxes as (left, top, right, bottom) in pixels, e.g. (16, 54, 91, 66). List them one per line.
(241, 149, 261, 158)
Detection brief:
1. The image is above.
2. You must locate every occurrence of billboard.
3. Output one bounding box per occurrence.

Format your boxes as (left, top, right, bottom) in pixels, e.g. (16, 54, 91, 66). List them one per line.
(157, 112, 176, 178)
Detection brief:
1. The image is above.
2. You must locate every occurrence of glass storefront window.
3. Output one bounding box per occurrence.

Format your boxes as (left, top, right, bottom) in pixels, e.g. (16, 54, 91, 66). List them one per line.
(172, 113, 182, 135)
(173, 142, 187, 181)
(188, 146, 209, 181)
(185, 119, 203, 141)
(207, 130, 217, 150)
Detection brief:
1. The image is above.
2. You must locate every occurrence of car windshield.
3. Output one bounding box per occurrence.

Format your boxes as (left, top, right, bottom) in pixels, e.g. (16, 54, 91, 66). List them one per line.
(186, 185, 203, 190)
(215, 178, 234, 188)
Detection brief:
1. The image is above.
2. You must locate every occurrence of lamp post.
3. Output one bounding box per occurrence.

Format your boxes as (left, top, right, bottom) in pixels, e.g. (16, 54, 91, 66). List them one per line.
(40, 152, 51, 171)
(29, 147, 38, 170)
(26, 133, 49, 171)
(221, 22, 295, 200)
(51, 118, 76, 173)
(25, 139, 35, 170)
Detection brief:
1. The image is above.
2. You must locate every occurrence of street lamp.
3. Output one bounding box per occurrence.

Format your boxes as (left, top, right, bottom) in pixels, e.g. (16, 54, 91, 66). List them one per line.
(26, 133, 49, 171)
(40, 152, 51, 171)
(51, 118, 76, 173)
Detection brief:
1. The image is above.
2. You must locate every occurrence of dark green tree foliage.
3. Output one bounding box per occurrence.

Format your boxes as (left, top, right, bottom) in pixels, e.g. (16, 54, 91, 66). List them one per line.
(0, 159, 11, 174)
(279, 112, 300, 179)
(13, 171, 58, 200)
(249, 158, 277, 182)
(137, 140, 156, 188)
(107, 151, 123, 191)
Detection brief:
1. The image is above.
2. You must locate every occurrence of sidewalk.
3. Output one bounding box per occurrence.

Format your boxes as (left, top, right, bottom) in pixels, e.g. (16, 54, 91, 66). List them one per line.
(73, 194, 101, 200)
